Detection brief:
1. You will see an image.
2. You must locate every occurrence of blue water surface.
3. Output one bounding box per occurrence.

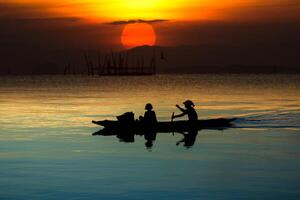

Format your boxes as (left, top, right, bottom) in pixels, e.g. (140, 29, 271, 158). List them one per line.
(0, 74, 299, 200)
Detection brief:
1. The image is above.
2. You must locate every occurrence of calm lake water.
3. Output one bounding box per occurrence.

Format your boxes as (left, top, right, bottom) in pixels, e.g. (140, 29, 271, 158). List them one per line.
(0, 74, 300, 200)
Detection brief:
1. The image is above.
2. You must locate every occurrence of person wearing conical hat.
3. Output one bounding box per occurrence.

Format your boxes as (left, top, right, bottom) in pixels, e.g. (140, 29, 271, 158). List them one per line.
(172, 100, 198, 122)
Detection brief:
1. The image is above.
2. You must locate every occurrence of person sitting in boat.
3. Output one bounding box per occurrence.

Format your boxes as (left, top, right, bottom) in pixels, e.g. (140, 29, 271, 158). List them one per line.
(139, 103, 158, 150)
(139, 103, 158, 125)
(172, 100, 198, 122)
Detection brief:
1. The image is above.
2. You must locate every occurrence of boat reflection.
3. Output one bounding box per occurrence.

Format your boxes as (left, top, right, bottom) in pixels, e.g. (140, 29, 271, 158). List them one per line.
(92, 127, 200, 149)
(92, 117, 235, 149)
(176, 129, 198, 148)
(144, 129, 158, 150)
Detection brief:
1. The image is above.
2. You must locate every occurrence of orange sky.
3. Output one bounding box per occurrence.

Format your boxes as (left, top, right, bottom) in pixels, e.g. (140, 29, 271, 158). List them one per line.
(1, 0, 299, 22)
(0, 0, 299, 73)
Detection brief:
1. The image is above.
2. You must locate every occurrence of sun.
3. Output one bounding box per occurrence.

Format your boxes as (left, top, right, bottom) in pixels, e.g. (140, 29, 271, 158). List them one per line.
(121, 23, 156, 49)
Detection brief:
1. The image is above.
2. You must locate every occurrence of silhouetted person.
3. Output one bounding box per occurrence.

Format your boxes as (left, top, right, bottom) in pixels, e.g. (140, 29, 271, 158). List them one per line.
(139, 103, 158, 150)
(172, 100, 198, 122)
(139, 103, 157, 125)
(172, 100, 198, 148)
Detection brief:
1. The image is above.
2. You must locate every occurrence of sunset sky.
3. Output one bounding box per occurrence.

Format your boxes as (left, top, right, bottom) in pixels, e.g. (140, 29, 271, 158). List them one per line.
(1, 0, 300, 46)
(1, 0, 300, 22)
(0, 0, 299, 73)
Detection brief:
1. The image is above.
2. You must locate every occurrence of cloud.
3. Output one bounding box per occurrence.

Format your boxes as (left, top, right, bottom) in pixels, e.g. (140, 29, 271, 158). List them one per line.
(108, 19, 169, 25)
(0, 17, 81, 23)
(0, 2, 50, 19)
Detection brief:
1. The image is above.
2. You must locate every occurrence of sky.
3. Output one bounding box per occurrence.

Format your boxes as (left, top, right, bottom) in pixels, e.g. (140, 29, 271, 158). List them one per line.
(1, 0, 300, 22)
(0, 0, 299, 73)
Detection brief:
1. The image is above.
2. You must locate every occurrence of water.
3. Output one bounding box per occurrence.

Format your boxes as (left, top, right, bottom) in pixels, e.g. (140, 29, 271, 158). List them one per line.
(0, 74, 299, 200)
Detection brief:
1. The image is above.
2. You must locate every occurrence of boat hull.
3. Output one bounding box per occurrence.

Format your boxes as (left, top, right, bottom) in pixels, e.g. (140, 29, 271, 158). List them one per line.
(92, 118, 236, 136)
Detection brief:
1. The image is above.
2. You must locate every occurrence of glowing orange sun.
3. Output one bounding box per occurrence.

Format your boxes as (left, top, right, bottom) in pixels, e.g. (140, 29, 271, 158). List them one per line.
(121, 23, 156, 49)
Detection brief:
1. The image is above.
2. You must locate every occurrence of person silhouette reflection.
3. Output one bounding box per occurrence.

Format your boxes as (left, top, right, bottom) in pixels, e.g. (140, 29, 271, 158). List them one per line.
(139, 103, 158, 149)
(176, 129, 199, 148)
(144, 130, 157, 150)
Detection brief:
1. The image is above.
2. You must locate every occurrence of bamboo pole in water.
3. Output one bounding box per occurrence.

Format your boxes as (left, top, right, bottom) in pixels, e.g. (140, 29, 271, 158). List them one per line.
(97, 50, 102, 76)
(90, 53, 94, 76)
(84, 52, 90, 76)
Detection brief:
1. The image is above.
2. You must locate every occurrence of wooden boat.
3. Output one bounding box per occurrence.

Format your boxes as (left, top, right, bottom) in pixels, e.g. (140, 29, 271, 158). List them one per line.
(92, 118, 236, 136)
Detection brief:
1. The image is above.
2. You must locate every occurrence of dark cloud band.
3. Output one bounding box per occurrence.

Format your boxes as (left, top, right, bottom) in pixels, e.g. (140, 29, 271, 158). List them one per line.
(108, 19, 169, 25)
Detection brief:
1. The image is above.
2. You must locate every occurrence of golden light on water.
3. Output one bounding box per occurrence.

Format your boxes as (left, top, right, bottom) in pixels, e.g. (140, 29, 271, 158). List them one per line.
(1, 75, 299, 134)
